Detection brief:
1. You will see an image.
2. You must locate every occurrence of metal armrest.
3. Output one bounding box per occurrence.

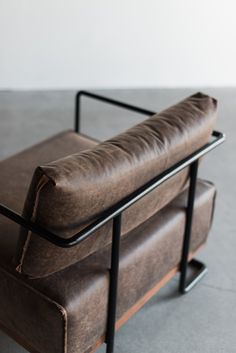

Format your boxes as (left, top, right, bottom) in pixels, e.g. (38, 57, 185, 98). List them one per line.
(0, 130, 225, 248)
(75, 90, 155, 133)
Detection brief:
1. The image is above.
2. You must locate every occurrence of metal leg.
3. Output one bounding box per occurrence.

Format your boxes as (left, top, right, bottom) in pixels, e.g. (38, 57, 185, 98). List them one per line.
(179, 160, 207, 294)
(75, 92, 80, 133)
(106, 214, 122, 353)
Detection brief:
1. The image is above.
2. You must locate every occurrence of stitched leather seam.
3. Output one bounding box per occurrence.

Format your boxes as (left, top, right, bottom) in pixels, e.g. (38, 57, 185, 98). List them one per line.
(16, 174, 50, 273)
(14, 169, 68, 352)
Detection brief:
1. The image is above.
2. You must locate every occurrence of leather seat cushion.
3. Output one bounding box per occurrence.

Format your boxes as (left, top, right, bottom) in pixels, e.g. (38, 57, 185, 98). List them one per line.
(0, 131, 98, 265)
(15, 93, 217, 277)
(0, 180, 216, 353)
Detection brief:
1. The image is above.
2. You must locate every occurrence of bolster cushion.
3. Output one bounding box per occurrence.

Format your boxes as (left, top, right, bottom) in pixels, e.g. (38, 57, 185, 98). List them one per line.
(15, 92, 217, 278)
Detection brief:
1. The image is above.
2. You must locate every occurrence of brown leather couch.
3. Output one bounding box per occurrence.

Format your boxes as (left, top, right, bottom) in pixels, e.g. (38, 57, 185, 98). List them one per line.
(0, 92, 225, 353)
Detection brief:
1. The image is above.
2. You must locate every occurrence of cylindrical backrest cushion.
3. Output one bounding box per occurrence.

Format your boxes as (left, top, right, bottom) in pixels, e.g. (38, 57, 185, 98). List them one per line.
(15, 92, 217, 278)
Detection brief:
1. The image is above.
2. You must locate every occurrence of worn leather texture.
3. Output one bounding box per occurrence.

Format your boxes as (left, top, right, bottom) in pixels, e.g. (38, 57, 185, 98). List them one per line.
(0, 131, 98, 267)
(0, 180, 216, 353)
(14, 92, 217, 278)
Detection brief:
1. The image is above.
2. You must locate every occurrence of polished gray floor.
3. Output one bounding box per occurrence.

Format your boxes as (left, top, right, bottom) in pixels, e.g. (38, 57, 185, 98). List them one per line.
(0, 88, 235, 353)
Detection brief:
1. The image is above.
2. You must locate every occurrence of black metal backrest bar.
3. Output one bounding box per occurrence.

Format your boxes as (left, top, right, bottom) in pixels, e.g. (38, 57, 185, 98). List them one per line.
(0, 130, 225, 248)
(75, 90, 155, 133)
(0, 205, 68, 247)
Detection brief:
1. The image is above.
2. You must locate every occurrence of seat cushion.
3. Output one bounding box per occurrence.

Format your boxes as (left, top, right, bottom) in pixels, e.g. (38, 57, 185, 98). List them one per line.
(15, 92, 217, 278)
(0, 179, 216, 353)
(0, 131, 98, 265)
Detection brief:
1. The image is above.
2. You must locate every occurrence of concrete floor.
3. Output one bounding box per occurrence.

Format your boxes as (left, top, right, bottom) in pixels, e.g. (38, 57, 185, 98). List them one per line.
(0, 88, 235, 353)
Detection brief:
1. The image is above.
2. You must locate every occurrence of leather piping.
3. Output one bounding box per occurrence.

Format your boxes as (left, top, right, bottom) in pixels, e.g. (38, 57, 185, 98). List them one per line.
(16, 174, 51, 273)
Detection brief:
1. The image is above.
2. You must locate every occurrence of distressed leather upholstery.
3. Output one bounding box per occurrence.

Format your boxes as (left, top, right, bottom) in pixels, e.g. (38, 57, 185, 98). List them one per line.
(15, 92, 217, 278)
(0, 131, 98, 267)
(0, 180, 216, 353)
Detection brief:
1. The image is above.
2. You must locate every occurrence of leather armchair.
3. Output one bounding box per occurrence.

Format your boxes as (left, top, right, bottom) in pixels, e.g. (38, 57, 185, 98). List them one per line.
(0, 91, 225, 353)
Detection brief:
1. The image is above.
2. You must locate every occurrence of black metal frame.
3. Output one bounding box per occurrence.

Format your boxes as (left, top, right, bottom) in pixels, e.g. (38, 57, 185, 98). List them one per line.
(0, 91, 225, 353)
(75, 90, 156, 133)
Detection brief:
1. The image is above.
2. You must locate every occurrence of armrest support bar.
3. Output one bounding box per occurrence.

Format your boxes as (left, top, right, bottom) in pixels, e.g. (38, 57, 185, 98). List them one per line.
(0, 130, 225, 248)
(75, 90, 155, 133)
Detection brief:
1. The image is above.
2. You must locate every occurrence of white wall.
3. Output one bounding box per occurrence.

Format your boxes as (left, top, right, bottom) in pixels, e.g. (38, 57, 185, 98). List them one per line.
(0, 0, 236, 89)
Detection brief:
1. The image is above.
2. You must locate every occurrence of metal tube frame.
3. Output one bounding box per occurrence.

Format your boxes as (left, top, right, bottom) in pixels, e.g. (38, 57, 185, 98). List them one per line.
(0, 91, 225, 353)
(75, 90, 155, 133)
(105, 214, 122, 352)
